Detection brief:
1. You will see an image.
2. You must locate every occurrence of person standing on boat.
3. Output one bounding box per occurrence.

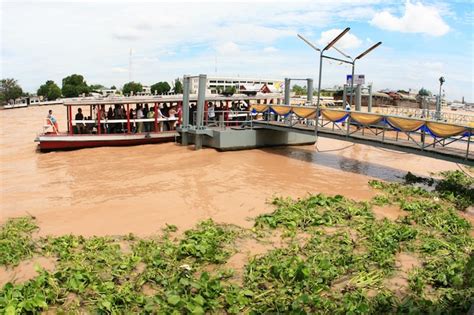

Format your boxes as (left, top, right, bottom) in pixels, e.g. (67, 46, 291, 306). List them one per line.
(75, 108, 85, 134)
(136, 104, 144, 133)
(47, 110, 59, 134)
(208, 102, 216, 126)
(168, 105, 177, 130)
(146, 107, 155, 132)
(143, 104, 150, 132)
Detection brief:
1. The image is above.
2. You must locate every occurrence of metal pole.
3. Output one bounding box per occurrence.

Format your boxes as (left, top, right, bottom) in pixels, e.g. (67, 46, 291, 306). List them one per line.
(284, 78, 291, 105)
(467, 133, 471, 160)
(196, 74, 207, 129)
(126, 104, 130, 133)
(307, 78, 314, 105)
(182, 76, 190, 128)
(436, 94, 441, 120)
(349, 61, 355, 106)
(315, 53, 323, 139)
(368, 84, 373, 113)
(342, 84, 347, 108)
(355, 84, 362, 111)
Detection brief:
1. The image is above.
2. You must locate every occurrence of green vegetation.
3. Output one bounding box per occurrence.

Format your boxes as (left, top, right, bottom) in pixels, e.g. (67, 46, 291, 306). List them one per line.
(418, 87, 432, 97)
(88, 84, 106, 92)
(0, 78, 23, 104)
(1, 171, 472, 313)
(37, 80, 62, 101)
(0, 217, 38, 266)
(122, 81, 143, 96)
(61, 74, 89, 98)
(173, 78, 183, 94)
(222, 86, 236, 96)
(292, 84, 306, 96)
(151, 81, 171, 95)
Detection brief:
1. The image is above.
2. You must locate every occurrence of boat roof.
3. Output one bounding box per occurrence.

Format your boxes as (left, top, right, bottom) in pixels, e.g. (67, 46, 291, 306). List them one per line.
(62, 94, 283, 106)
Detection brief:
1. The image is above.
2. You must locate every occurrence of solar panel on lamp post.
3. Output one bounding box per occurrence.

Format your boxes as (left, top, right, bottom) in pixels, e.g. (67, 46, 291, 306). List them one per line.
(297, 27, 350, 140)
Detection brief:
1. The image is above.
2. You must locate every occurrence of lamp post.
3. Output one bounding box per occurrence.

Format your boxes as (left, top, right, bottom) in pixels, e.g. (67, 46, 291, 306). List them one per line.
(297, 27, 350, 139)
(436, 76, 445, 120)
(347, 42, 382, 107)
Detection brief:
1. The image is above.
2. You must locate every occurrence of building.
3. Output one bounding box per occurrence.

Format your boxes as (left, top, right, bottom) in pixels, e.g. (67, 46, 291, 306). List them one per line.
(189, 76, 283, 94)
(99, 89, 121, 97)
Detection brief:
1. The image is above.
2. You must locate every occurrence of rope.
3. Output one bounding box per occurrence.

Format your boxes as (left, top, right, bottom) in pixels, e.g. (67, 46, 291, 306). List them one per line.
(314, 143, 355, 153)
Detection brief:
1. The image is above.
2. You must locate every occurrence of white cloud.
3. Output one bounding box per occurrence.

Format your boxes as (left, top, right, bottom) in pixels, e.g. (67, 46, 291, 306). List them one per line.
(1, 1, 471, 101)
(111, 67, 128, 73)
(263, 46, 278, 53)
(216, 42, 241, 55)
(370, 1, 450, 36)
(317, 29, 362, 50)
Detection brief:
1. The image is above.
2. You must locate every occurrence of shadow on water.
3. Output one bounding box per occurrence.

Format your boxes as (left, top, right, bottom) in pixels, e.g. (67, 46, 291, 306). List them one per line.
(260, 145, 410, 182)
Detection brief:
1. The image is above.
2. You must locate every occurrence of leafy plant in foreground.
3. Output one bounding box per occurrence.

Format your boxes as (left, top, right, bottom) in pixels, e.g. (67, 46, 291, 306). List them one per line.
(0, 217, 38, 266)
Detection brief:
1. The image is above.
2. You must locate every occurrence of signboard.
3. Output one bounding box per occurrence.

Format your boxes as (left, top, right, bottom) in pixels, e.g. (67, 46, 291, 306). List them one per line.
(346, 74, 365, 85)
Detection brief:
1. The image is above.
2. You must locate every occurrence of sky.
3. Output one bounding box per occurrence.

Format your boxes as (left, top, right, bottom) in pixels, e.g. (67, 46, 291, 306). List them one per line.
(1, 0, 473, 101)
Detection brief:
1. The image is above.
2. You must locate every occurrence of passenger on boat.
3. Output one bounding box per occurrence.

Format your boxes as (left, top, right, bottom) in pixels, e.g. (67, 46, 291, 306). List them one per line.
(106, 107, 114, 133)
(158, 104, 165, 131)
(47, 110, 59, 134)
(175, 105, 182, 128)
(136, 104, 144, 133)
(146, 107, 155, 132)
(189, 103, 196, 126)
(128, 108, 136, 133)
(143, 104, 151, 132)
(75, 108, 85, 134)
(168, 106, 177, 130)
(208, 102, 216, 126)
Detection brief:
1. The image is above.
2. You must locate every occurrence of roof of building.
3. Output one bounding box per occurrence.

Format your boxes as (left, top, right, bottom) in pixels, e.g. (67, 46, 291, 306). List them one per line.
(373, 92, 391, 98)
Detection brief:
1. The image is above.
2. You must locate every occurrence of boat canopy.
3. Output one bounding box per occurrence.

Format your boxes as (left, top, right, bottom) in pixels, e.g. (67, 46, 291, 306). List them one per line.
(62, 94, 283, 106)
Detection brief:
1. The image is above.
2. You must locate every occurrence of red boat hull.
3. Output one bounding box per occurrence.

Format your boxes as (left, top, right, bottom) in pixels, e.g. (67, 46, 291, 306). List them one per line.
(36, 132, 178, 151)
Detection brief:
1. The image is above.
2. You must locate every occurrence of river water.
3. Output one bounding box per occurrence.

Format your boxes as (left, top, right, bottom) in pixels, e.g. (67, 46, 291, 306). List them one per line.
(0, 105, 462, 236)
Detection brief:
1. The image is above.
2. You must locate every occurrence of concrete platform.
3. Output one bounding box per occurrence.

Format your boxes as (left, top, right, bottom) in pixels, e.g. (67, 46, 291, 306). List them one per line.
(180, 127, 316, 151)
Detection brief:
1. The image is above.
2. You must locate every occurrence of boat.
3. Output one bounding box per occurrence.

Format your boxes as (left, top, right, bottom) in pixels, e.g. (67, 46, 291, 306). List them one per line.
(35, 93, 285, 151)
(35, 97, 180, 151)
(3, 103, 28, 109)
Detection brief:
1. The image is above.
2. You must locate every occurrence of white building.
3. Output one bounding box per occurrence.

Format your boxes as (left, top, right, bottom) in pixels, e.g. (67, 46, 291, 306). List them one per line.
(189, 76, 283, 94)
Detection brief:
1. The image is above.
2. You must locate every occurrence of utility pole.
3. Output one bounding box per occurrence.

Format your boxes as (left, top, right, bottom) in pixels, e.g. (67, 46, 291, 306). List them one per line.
(129, 48, 133, 82)
(436, 76, 445, 120)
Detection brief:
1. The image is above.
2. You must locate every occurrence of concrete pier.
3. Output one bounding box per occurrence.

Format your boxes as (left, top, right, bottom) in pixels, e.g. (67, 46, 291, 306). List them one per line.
(181, 127, 316, 151)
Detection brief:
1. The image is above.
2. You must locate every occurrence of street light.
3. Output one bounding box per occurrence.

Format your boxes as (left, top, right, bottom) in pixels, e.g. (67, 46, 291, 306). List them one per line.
(436, 76, 445, 120)
(297, 27, 350, 139)
(349, 42, 382, 107)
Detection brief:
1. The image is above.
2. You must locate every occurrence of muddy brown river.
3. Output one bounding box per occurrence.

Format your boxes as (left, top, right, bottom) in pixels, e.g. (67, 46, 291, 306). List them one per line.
(0, 105, 464, 236)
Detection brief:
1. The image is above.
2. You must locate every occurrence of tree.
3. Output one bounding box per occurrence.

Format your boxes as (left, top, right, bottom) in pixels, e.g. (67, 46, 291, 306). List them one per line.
(0, 78, 23, 104)
(37, 80, 62, 101)
(122, 81, 143, 95)
(110, 85, 117, 90)
(62, 74, 89, 97)
(222, 86, 236, 96)
(151, 81, 171, 95)
(292, 84, 306, 96)
(89, 84, 105, 92)
(173, 79, 183, 94)
(418, 88, 431, 97)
